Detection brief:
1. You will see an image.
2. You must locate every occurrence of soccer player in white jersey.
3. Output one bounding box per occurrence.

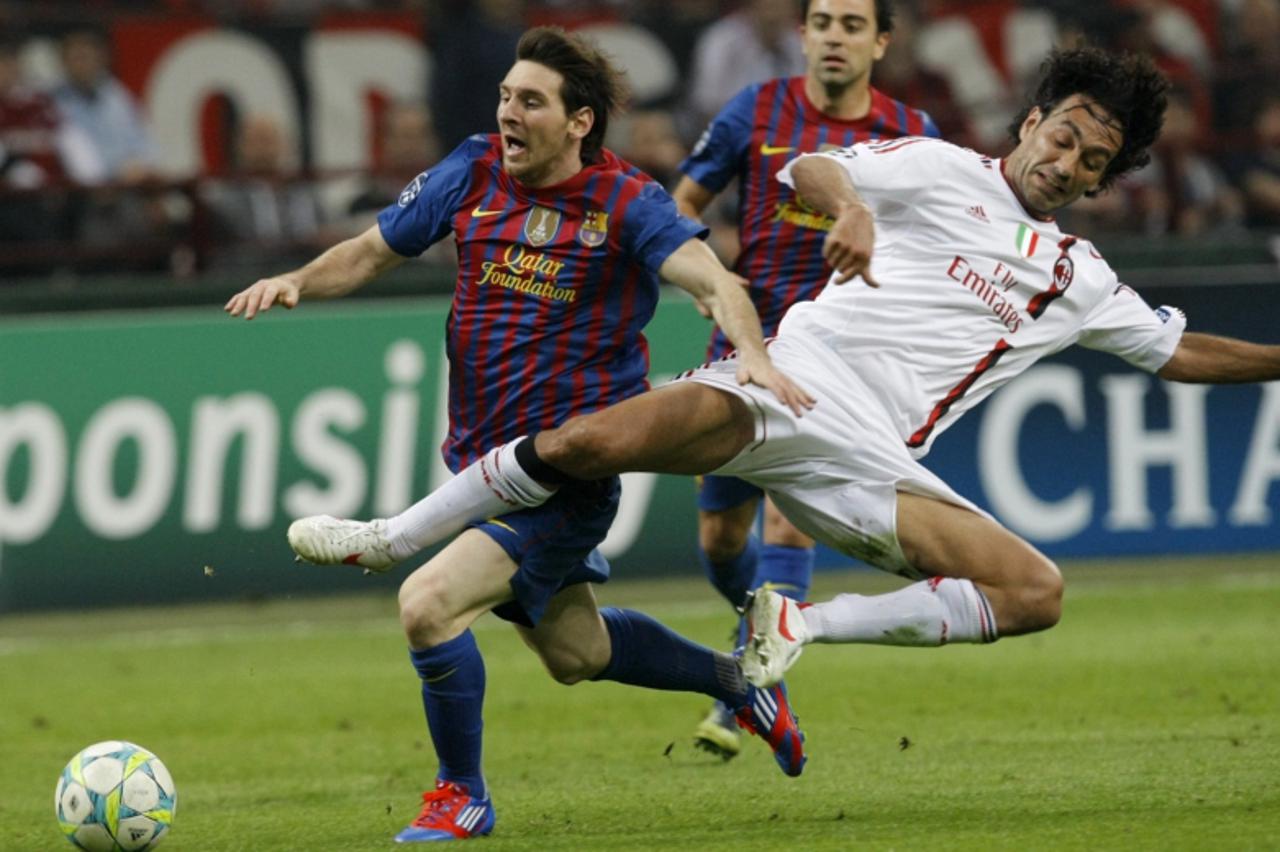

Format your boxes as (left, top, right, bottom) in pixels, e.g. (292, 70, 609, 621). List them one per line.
(289, 47, 1280, 688)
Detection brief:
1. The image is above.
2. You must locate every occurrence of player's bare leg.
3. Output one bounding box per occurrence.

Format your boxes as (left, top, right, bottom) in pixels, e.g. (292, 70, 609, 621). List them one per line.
(742, 492, 1060, 686)
(535, 382, 757, 479)
(398, 531, 519, 648)
(893, 492, 1062, 635)
(514, 583, 612, 684)
(289, 383, 752, 570)
(514, 575, 809, 776)
(699, 500, 761, 575)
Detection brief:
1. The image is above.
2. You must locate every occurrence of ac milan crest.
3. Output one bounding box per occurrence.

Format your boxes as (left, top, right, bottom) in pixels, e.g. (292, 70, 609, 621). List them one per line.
(1052, 255, 1074, 292)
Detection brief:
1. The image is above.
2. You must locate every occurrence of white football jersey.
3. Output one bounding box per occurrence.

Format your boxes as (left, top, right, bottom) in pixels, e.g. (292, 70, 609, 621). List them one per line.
(776, 138, 1186, 458)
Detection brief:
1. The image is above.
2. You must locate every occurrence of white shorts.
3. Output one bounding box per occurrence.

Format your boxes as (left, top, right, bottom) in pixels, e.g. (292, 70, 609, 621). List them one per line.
(676, 331, 990, 580)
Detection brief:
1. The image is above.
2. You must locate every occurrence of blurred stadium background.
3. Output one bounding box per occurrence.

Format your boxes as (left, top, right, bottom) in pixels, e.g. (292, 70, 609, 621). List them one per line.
(2, 2, 1279, 849)
(3, 0, 1280, 609)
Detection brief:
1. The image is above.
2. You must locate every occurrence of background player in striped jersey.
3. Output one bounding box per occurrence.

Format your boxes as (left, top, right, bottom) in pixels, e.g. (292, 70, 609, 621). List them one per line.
(228, 27, 813, 844)
(672, 0, 939, 757)
(304, 46, 1280, 710)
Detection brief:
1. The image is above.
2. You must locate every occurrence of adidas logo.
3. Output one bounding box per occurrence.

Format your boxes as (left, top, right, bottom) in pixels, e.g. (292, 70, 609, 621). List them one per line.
(965, 204, 990, 223)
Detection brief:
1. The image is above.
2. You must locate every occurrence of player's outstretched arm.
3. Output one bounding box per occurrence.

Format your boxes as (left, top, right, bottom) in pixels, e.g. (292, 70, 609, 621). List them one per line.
(788, 155, 879, 287)
(224, 225, 404, 319)
(672, 176, 738, 320)
(660, 238, 815, 416)
(1158, 332, 1280, 383)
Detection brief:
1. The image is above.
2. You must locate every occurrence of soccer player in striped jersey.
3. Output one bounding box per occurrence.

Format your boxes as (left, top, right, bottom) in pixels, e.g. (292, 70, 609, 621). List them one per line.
(316, 47, 1280, 710)
(673, 0, 939, 758)
(228, 27, 812, 843)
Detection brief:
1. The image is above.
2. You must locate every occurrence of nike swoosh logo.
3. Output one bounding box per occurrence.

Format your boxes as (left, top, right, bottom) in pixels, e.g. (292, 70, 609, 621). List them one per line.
(424, 666, 459, 683)
(471, 206, 503, 218)
(759, 143, 796, 156)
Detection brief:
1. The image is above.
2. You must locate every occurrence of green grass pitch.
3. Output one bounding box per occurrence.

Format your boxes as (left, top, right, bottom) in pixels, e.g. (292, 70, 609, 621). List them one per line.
(2, 556, 1278, 850)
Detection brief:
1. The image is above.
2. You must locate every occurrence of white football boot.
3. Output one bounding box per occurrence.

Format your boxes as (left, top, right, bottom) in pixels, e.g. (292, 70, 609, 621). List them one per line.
(287, 515, 397, 573)
(740, 590, 811, 688)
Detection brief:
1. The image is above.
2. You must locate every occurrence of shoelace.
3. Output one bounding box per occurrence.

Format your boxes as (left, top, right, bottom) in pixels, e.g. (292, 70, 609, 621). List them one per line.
(410, 785, 466, 828)
(335, 524, 379, 546)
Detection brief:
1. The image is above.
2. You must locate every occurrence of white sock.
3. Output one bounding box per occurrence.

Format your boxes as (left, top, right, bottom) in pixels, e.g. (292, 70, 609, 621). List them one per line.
(384, 439, 557, 559)
(802, 578, 998, 646)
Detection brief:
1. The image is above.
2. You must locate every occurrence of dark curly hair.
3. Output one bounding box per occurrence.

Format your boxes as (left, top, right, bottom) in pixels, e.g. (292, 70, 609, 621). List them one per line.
(516, 26, 629, 165)
(1008, 47, 1168, 194)
(802, 0, 895, 33)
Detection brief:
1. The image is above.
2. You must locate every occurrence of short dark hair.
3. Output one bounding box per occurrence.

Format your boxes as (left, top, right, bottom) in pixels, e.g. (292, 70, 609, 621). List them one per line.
(801, 0, 895, 33)
(515, 26, 629, 164)
(1008, 47, 1168, 193)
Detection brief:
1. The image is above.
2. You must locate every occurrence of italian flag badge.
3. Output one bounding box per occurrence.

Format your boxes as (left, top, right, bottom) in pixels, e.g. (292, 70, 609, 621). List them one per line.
(1015, 223, 1040, 258)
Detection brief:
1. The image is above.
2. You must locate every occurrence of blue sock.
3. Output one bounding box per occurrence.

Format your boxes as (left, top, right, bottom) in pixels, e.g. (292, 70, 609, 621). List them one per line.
(592, 608, 749, 709)
(409, 632, 487, 799)
(698, 535, 760, 608)
(754, 544, 815, 601)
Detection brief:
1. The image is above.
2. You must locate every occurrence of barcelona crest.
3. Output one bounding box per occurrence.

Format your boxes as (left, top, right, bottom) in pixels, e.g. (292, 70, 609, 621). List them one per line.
(578, 210, 609, 248)
(523, 206, 562, 247)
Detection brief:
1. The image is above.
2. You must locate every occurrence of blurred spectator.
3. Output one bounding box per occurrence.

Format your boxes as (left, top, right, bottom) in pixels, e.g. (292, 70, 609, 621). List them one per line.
(1, 34, 104, 264)
(0, 37, 103, 190)
(52, 27, 159, 184)
(873, 0, 976, 148)
(686, 0, 805, 125)
(1214, 0, 1280, 144)
(1103, 4, 1212, 127)
(1138, 87, 1244, 236)
(1131, 0, 1213, 79)
(613, 107, 686, 188)
(1229, 95, 1280, 229)
(428, 0, 525, 152)
(327, 100, 452, 264)
(50, 26, 192, 274)
(630, 0, 721, 83)
(201, 114, 328, 269)
(350, 102, 440, 213)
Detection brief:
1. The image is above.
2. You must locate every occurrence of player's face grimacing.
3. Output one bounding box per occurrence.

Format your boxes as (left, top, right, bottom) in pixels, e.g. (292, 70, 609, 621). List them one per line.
(1005, 93, 1123, 216)
(801, 0, 888, 91)
(497, 60, 592, 188)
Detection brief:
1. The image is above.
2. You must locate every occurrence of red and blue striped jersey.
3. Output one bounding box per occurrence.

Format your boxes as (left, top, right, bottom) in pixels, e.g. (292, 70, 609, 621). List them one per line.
(681, 77, 939, 358)
(379, 134, 706, 471)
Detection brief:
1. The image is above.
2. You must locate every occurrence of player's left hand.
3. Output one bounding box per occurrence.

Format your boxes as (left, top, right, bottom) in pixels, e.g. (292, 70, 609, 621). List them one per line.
(736, 350, 816, 416)
(225, 274, 301, 320)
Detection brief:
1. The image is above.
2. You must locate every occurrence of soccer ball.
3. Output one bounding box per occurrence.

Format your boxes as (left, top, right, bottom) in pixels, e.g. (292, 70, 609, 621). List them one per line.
(54, 741, 177, 852)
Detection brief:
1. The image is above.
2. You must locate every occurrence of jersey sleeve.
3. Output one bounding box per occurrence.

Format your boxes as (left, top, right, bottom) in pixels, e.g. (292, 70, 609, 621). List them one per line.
(377, 136, 482, 257)
(775, 138, 956, 214)
(1077, 277, 1187, 372)
(620, 180, 710, 274)
(921, 111, 942, 139)
(679, 84, 757, 194)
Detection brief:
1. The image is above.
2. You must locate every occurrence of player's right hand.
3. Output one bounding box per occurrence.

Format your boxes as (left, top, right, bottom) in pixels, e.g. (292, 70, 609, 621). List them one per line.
(224, 276, 301, 320)
(824, 201, 879, 288)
